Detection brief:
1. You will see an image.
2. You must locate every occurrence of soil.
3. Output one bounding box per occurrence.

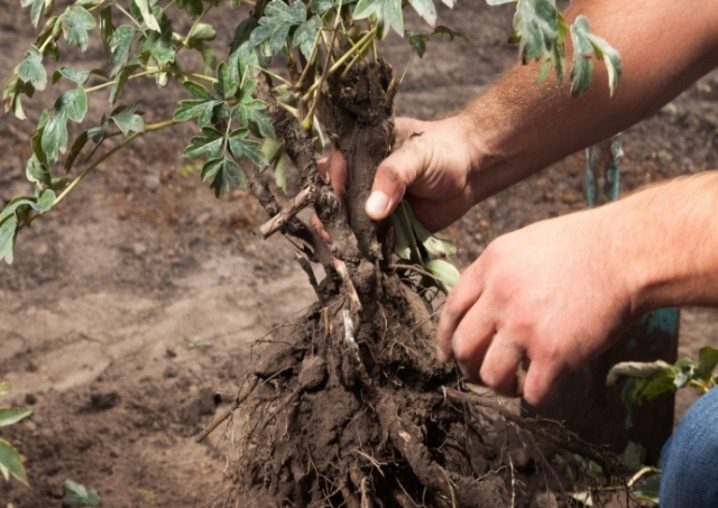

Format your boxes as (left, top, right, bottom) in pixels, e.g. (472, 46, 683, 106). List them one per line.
(0, 1, 717, 507)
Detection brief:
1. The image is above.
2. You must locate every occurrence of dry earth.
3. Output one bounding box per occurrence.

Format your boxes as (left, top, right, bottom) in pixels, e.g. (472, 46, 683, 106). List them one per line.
(0, 1, 717, 506)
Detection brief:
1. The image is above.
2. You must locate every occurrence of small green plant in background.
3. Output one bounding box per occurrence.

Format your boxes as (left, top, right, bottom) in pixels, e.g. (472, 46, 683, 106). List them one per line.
(0, 382, 31, 486)
(63, 479, 102, 507)
(606, 346, 718, 506)
(608, 346, 718, 428)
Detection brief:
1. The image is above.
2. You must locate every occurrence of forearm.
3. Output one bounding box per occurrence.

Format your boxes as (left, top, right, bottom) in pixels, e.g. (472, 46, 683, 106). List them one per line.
(461, 0, 718, 202)
(605, 172, 718, 312)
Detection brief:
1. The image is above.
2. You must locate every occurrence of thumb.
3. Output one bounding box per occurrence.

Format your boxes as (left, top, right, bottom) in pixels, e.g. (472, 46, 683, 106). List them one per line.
(365, 144, 425, 220)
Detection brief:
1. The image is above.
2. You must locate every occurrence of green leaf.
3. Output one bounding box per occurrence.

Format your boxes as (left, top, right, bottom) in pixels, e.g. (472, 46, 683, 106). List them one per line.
(0, 408, 31, 428)
(60, 6, 97, 52)
(110, 63, 138, 105)
(111, 106, 145, 136)
(188, 22, 216, 42)
(672, 357, 696, 389)
(230, 18, 258, 54)
(76, 0, 104, 7)
(17, 48, 47, 91)
(292, 16, 321, 58)
(109, 26, 136, 77)
(249, 0, 307, 55)
(182, 81, 213, 100)
(42, 110, 69, 163)
(585, 28, 622, 96)
(183, 128, 224, 160)
(229, 42, 259, 96)
(99, 6, 114, 53)
(401, 202, 457, 257)
(569, 16, 594, 96)
(64, 131, 90, 172)
(26, 154, 51, 186)
(228, 129, 265, 167)
(177, 0, 203, 17)
(214, 62, 238, 99)
(134, 0, 161, 32)
(311, 0, 336, 15)
(0, 216, 18, 265)
(696, 347, 718, 382)
(354, 0, 404, 36)
(35, 189, 57, 212)
(143, 16, 176, 66)
(201, 157, 245, 197)
(52, 67, 90, 86)
(486, 0, 515, 5)
(408, 0, 437, 26)
(173, 98, 222, 127)
(0, 438, 27, 485)
(639, 373, 676, 402)
(513, 0, 559, 64)
(426, 259, 460, 290)
(632, 473, 661, 505)
(406, 32, 428, 58)
(63, 480, 101, 507)
(234, 99, 275, 138)
(56, 88, 89, 123)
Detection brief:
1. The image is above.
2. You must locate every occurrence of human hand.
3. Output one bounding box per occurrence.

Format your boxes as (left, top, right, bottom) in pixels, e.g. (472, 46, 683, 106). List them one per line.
(322, 115, 481, 232)
(436, 207, 638, 406)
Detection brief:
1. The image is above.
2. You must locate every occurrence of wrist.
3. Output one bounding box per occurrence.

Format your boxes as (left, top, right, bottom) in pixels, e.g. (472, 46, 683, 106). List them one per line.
(451, 108, 508, 204)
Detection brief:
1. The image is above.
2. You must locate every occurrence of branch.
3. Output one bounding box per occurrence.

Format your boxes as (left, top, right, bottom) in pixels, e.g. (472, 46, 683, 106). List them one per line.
(195, 376, 259, 443)
(259, 185, 317, 238)
(52, 119, 180, 210)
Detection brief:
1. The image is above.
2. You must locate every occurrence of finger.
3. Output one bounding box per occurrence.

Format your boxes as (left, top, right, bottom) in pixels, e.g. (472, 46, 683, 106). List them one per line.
(522, 361, 562, 407)
(479, 335, 525, 397)
(310, 213, 332, 244)
(436, 259, 487, 362)
(317, 152, 348, 195)
(365, 143, 425, 220)
(448, 297, 496, 381)
(327, 151, 347, 195)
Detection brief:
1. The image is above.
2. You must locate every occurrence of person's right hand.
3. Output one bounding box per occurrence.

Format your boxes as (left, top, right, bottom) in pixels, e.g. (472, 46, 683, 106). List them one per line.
(353, 116, 480, 231)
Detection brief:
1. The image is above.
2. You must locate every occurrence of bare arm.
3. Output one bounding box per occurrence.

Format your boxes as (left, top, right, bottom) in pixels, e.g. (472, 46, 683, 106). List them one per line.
(364, 0, 718, 230)
(465, 0, 718, 202)
(436, 171, 718, 405)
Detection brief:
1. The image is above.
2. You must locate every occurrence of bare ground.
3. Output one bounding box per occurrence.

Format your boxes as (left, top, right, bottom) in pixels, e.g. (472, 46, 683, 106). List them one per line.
(0, 1, 717, 506)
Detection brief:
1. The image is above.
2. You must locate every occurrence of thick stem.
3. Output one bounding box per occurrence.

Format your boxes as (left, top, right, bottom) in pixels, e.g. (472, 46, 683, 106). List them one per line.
(321, 61, 395, 263)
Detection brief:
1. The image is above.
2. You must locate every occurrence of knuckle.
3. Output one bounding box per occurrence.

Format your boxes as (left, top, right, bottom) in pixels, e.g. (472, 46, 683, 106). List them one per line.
(451, 333, 475, 365)
(479, 365, 499, 388)
(443, 292, 468, 320)
(377, 162, 402, 184)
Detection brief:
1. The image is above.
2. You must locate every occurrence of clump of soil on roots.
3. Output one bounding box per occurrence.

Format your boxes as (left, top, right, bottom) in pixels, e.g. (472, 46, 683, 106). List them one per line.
(225, 274, 620, 507)
(213, 61, 622, 507)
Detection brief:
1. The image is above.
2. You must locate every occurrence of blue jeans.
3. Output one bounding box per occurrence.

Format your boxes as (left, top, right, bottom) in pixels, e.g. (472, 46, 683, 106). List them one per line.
(660, 387, 718, 507)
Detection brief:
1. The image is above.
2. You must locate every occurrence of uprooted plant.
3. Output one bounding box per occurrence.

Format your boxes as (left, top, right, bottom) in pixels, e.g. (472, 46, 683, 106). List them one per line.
(2, 0, 625, 504)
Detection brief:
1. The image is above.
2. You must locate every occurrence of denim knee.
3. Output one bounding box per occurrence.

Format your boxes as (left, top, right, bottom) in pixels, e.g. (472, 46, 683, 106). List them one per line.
(660, 387, 718, 508)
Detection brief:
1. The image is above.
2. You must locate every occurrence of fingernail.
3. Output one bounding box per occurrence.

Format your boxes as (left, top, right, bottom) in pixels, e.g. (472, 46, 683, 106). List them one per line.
(365, 191, 390, 219)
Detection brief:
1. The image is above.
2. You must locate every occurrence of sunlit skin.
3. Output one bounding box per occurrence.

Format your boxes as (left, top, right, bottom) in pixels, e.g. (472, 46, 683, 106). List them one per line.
(330, 0, 718, 405)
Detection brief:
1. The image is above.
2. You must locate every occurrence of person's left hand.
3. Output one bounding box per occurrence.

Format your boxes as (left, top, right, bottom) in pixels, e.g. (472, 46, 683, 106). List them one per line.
(436, 206, 639, 406)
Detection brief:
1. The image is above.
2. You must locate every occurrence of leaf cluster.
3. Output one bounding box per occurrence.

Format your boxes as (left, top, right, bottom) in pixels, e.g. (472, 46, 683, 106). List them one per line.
(607, 346, 718, 428)
(488, 0, 621, 96)
(0, 382, 32, 486)
(1, 0, 622, 270)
